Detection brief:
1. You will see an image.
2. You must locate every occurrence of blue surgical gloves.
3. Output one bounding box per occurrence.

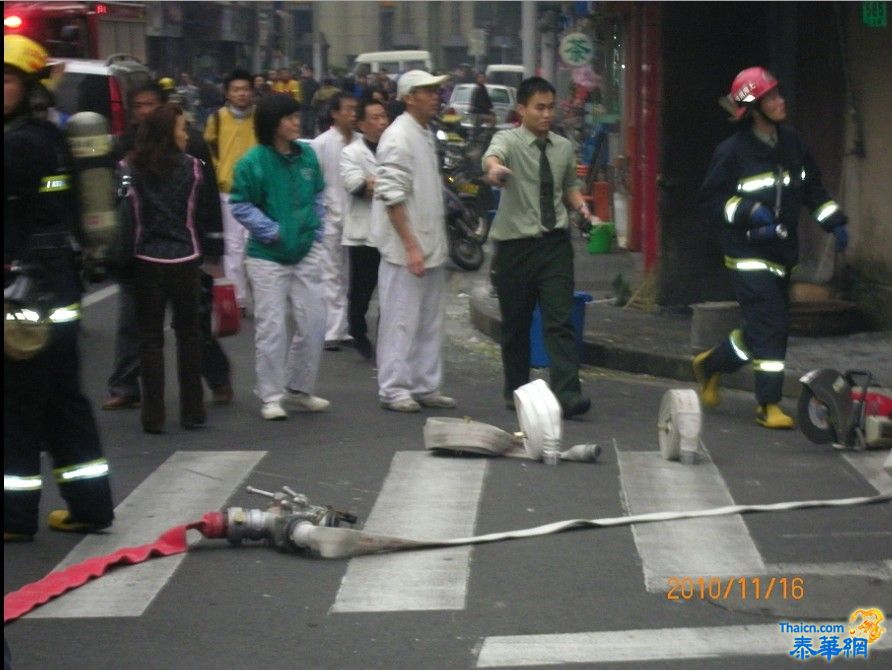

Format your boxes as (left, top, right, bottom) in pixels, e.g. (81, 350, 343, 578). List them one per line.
(831, 225, 848, 252)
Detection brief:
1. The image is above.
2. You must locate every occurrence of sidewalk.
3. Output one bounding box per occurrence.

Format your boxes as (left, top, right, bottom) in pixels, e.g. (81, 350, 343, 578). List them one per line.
(469, 233, 892, 398)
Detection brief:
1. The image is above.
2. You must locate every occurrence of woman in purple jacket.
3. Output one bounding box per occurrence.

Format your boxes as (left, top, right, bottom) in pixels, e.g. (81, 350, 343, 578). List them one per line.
(127, 103, 214, 433)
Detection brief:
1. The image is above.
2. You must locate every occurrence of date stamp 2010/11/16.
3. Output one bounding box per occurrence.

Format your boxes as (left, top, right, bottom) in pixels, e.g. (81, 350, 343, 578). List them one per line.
(666, 576, 805, 601)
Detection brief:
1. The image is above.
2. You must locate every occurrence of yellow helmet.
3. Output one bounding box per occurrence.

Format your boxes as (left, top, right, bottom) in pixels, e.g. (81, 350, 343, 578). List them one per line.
(4, 34, 50, 77)
(158, 77, 176, 91)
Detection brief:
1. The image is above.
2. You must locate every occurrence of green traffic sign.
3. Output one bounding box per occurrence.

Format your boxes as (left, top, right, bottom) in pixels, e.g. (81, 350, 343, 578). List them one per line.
(862, 1, 887, 27)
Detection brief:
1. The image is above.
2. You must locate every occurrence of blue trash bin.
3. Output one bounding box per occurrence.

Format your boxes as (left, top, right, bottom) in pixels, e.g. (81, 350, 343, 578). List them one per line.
(530, 291, 593, 368)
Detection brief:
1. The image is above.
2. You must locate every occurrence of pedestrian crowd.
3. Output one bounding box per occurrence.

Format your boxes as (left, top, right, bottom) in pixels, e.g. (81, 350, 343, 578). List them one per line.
(6, 32, 849, 542)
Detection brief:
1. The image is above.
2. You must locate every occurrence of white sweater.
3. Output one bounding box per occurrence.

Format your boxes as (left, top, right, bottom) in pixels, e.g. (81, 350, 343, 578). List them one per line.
(310, 126, 358, 233)
(371, 113, 446, 268)
(339, 137, 377, 247)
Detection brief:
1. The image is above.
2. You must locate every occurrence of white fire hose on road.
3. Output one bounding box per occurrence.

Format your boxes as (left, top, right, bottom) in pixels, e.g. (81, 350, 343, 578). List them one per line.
(423, 379, 601, 464)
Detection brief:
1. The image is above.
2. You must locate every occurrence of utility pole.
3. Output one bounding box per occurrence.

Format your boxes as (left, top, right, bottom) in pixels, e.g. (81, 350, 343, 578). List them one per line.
(522, 0, 536, 77)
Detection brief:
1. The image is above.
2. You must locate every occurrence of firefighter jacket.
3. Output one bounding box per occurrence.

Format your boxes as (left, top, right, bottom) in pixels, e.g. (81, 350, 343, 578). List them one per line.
(4, 115, 83, 307)
(699, 124, 846, 273)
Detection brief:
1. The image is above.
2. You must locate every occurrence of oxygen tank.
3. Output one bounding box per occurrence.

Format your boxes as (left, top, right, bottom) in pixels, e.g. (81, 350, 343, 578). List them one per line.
(65, 112, 117, 268)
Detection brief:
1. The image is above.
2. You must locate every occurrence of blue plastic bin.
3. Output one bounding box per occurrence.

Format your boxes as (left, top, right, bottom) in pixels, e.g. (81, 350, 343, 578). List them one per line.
(530, 292, 593, 368)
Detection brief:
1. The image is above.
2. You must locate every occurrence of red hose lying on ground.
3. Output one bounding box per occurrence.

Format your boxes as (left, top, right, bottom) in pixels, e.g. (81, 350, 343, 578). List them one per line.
(4, 512, 225, 624)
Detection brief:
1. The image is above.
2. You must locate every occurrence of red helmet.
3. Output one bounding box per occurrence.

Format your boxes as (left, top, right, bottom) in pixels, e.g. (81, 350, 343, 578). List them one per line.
(728, 67, 778, 119)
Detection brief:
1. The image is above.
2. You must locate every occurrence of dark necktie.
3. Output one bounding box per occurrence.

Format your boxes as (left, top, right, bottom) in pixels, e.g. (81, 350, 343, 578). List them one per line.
(536, 139, 556, 230)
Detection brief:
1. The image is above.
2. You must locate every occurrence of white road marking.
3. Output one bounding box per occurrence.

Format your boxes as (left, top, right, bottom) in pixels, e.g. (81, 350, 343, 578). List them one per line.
(617, 450, 765, 592)
(475, 624, 892, 666)
(81, 283, 119, 308)
(330, 451, 487, 612)
(766, 561, 892, 578)
(28, 450, 265, 619)
(843, 451, 892, 494)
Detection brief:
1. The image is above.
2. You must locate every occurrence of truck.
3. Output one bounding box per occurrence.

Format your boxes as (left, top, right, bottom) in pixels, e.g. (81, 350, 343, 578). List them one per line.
(4, 2, 146, 62)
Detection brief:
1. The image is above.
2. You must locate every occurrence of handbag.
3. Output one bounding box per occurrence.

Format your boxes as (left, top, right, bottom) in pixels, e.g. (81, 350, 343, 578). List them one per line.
(106, 165, 136, 281)
(211, 278, 240, 337)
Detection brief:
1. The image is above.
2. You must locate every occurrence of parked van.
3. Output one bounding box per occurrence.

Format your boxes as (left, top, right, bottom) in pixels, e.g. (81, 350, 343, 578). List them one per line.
(485, 64, 526, 89)
(352, 50, 433, 78)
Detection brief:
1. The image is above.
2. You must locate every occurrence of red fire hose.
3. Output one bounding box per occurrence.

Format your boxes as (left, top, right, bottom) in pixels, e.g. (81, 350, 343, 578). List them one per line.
(4, 512, 226, 624)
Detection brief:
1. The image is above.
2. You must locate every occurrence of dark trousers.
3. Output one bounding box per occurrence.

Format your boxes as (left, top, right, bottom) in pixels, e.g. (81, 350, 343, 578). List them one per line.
(700, 270, 789, 404)
(4, 322, 114, 535)
(347, 245, 381, 341)
(108, 274, 230, 398)
(491, 230, 582, 409)
(133, 260, 204, 430)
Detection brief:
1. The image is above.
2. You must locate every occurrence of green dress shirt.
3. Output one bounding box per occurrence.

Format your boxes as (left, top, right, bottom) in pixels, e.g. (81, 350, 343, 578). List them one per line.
(483, 125, 581, 241)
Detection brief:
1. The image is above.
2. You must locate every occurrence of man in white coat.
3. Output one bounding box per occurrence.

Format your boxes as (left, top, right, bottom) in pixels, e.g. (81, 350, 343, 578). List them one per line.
(310, 92, 358, 349)
(339, 97, 390, 360)
(371, 71, 457, 412)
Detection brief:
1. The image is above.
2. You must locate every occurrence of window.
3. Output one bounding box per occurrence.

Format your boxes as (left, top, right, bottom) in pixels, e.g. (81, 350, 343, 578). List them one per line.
(488, 88, 510, 104)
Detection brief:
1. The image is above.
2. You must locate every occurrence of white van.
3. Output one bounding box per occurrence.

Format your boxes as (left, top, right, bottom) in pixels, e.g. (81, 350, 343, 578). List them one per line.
(485, 64, 526, 89)
(352, 50, 433, 78)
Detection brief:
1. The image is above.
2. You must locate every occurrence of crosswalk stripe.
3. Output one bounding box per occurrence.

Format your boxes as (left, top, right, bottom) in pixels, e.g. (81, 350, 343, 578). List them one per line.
(475, 624, 892, 666)
(616, 450, 766, 592)
(843, 451, 892, 494)
(28, 450, 266, 619)
(330, 451, 487, 612)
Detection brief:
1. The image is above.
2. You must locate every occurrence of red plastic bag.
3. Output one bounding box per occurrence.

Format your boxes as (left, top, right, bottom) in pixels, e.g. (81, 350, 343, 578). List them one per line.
(212, 279, 240, 337)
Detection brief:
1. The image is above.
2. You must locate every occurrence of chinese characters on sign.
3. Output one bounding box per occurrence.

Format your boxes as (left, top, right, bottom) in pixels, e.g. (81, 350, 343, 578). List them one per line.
(559, 32, 594, 67)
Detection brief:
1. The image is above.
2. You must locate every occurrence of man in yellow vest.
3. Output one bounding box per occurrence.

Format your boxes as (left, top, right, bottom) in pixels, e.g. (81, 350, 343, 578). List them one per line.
(203, 69, 258, 314)
(272, 66, 302, 103)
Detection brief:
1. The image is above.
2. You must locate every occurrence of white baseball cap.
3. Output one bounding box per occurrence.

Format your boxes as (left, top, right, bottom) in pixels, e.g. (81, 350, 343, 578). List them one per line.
(397, 70, 449, 99)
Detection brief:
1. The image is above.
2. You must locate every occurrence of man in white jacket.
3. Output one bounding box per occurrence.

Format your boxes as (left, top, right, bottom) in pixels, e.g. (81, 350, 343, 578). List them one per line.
(310, 92, 358, 349)
(371, 71, 456, 412)
(339, 98, 390, 360)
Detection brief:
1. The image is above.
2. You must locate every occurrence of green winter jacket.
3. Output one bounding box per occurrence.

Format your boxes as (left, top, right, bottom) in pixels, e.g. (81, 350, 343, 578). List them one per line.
(230, 142, 324, 265)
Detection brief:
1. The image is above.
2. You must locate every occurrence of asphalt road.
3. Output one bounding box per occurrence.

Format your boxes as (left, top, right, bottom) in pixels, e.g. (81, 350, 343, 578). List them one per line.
(5, 263, 891, 670)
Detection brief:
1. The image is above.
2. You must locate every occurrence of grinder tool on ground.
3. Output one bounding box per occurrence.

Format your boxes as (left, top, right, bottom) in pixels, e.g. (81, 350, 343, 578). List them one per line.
(798, 368, 892, 451)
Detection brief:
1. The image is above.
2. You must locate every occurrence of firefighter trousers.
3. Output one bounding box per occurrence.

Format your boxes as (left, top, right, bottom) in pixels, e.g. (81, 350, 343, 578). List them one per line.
(700, 269, 790, 405)
(4, 322, 114, 536)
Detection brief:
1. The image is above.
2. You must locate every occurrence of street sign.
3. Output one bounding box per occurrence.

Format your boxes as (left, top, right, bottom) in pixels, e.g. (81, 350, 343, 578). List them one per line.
(862, 1, 887, 27)
(559, 31, 594, 67)
(468, 28, 487, 57)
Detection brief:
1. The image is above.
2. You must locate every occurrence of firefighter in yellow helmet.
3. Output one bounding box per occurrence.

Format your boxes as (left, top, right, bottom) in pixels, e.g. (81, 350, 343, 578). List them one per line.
(4, 34, 114, 541)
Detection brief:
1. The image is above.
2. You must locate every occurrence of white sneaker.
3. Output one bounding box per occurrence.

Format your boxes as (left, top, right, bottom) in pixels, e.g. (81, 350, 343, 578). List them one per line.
(416, 392, 457, 409)
(381, 398, 421, 413)
(261, 401, 287, 421)
(284, 390, 330, 412)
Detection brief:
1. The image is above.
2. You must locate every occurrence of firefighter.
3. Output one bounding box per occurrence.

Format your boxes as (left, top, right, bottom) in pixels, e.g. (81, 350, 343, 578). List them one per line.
(4, 35, 114, 540)
(694, 67, 849, 429)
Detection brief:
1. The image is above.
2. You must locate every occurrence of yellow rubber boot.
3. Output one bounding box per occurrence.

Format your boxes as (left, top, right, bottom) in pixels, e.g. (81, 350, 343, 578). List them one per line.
(756, 404, 795, 429)
(47, 510, 109, 533)
(692, 349, 721, 408)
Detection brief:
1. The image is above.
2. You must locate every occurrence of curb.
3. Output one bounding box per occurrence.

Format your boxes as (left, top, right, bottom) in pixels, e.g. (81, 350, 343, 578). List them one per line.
(469, 289, 803, 399)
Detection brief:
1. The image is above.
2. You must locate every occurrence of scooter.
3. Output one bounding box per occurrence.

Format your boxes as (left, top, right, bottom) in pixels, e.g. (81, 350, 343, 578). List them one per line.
(798, 368, 892, 450)
(434, 117, 494, 272)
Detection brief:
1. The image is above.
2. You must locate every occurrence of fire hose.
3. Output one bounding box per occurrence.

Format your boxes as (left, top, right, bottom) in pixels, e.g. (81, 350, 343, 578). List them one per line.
(5, 484, 889, 624)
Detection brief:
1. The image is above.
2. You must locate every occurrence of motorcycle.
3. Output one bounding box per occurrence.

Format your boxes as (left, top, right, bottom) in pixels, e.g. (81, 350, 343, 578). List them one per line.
(434, 115, 495, 271)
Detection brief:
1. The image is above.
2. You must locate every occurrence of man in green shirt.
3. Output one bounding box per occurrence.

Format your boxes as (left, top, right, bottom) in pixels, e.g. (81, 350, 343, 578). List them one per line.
(482, 76, 595, 418)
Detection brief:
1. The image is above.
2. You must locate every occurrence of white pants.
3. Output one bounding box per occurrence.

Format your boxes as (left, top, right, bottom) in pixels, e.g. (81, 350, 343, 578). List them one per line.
(376, 261, 445, 403)
(319, 228, 349, 341)
(245, 246, 326, 403)
(221, 193, 250, 309)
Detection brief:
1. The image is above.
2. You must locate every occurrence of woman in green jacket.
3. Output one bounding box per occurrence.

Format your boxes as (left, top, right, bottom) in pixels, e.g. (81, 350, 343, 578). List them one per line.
(230, 95, 330, 421)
